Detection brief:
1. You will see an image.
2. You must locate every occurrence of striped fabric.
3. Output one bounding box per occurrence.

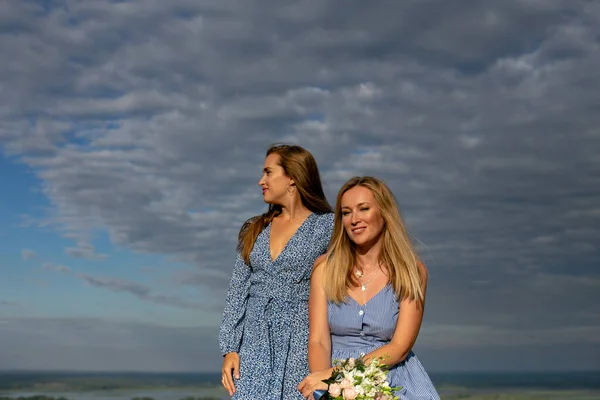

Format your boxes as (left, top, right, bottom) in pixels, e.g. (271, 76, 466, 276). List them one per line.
(328, 284, 440, 400)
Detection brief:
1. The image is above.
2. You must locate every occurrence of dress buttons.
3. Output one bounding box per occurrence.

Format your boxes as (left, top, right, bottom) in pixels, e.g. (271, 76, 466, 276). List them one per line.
(358, 310, 364, 316)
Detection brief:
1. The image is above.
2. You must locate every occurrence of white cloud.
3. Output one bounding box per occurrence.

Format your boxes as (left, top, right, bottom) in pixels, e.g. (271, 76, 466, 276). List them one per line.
(21, 249, 37, 260)
(42, 263, 71, 273)
(65, 244, 108, 260)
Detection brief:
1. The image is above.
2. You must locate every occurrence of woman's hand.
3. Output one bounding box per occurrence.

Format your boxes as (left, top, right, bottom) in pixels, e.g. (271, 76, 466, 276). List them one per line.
(297, 369, 330, 399)
(221, 352, 240, 397)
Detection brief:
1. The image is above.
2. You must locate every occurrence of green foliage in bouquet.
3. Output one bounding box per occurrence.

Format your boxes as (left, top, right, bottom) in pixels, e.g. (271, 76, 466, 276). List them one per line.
(321, 355, 402, 400)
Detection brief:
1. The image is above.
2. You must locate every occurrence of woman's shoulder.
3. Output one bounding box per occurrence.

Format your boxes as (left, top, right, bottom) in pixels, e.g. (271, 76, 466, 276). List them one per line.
(239, 215, 261, 233)
(312, 211, 335, 225)
(309, 212, 334, 233)
(310, 254, 328, 279)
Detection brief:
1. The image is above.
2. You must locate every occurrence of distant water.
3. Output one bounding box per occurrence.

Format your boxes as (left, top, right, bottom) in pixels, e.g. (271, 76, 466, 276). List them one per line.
(0, 370, 599, 399)
(429, 370, 600, 390)
(0, 389, 228, 400)
(0, 372, 227, 400)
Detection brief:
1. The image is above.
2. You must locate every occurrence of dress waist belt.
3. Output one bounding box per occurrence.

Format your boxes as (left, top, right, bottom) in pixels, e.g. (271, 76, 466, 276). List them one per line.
(248, 284, 309, 303)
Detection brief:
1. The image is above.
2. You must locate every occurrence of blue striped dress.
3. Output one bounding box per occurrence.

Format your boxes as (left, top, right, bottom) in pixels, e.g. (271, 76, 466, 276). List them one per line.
(328, 284, 440, 400)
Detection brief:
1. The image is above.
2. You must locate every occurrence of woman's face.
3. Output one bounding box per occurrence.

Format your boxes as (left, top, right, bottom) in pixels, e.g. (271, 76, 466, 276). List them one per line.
(340, 186, 385, 247)
(258, 153, 292, 204)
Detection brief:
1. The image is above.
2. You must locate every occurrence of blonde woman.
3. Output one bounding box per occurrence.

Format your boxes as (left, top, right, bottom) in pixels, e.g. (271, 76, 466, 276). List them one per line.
(219, 144, 334, 399)
(298, 177, 440, 400)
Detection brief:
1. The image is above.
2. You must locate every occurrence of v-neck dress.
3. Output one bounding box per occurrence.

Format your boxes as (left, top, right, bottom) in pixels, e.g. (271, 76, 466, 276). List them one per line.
(219, 212, 334, 399)
(328, 284, 440, 399)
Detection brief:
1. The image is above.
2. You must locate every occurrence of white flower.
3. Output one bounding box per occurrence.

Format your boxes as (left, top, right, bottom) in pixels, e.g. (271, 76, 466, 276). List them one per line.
(340, 378, 352, 389)
(373, 372, 385, 384)
(345, 358, 355, 370)
(325, 356, 399, 400)
(354, 384, 365, 395)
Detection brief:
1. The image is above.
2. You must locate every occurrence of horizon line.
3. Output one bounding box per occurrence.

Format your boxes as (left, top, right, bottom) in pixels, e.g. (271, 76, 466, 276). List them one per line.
(0, 369, 598, 375)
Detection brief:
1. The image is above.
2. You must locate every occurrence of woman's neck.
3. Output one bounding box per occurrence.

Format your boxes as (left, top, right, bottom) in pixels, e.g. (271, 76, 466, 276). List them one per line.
(276, 198, 311, 221)
(355, 235, 385, 270)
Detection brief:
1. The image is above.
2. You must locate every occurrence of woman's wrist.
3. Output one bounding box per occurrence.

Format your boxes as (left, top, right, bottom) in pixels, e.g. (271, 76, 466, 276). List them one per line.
(317, 367, 333, 380)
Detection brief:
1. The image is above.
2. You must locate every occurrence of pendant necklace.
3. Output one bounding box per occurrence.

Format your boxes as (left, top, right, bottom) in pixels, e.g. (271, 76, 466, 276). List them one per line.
(355, 266, 380, 291)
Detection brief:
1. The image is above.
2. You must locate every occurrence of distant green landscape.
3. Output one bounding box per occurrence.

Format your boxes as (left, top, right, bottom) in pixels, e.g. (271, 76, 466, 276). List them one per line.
(444, 391, 600, 400)
(2, 391, 600, 400)
(5, 390, 600, 400)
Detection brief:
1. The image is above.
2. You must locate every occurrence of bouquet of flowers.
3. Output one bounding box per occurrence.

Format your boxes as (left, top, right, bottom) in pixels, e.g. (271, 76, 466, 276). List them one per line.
(318, 355, 401, 400)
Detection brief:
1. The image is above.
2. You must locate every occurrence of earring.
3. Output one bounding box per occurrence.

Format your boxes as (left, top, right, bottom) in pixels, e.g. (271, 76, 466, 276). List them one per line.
(287, 185, 295, 195)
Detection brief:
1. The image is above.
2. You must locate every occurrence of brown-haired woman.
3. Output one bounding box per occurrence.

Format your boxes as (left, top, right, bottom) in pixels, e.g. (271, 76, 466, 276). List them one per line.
(298, 176, 440, 399)
(219, 144, 334, 399)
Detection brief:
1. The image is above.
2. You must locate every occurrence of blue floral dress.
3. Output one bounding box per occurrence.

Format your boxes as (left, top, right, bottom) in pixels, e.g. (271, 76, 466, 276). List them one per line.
(219, 212, 334, 399)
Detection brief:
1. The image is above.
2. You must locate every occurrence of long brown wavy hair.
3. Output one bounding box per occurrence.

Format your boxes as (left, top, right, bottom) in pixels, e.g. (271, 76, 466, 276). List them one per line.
(238, 144, 332, 264)
(323, 176, 425, 305)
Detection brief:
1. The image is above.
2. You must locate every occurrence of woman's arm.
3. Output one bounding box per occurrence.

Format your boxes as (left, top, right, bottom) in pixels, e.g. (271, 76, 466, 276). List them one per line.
(298, 255, 334, 398)
(219, 252, 252, 354)
(219, 252, 252, 396)
(362, 262, 429, 367)
(307, 255, 332, 372)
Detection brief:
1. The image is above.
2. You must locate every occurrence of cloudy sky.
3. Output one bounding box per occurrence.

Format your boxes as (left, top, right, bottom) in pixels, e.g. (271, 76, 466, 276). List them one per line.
(1, 0, 599, 373)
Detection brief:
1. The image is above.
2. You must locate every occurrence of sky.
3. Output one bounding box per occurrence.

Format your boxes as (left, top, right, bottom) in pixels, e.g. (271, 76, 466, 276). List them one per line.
(0, 0, 599, 373)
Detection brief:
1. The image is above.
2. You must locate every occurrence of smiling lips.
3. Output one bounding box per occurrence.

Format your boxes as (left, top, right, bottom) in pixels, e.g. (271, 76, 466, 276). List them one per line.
(262, 187, 268, 195)
(351, 226, 366, 235)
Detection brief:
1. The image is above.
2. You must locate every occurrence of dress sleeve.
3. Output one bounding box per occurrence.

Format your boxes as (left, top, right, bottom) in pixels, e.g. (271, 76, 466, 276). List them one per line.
(218, 252, 251, 355)
(322, 212, 335, 249)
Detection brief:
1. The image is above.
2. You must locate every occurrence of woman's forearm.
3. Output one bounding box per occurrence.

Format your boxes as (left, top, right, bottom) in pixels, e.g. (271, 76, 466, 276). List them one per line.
(307, 342, 331, 372)
(363, 342, 411, 369)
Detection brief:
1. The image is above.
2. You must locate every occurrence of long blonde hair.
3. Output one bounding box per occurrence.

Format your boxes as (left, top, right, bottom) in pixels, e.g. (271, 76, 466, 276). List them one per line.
(323, 176, 424, 305)
(238, 144, 332, 264)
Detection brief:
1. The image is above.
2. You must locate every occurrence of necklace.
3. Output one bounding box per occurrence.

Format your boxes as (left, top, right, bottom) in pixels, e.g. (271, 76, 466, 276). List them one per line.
(354, 266, 380, 291)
